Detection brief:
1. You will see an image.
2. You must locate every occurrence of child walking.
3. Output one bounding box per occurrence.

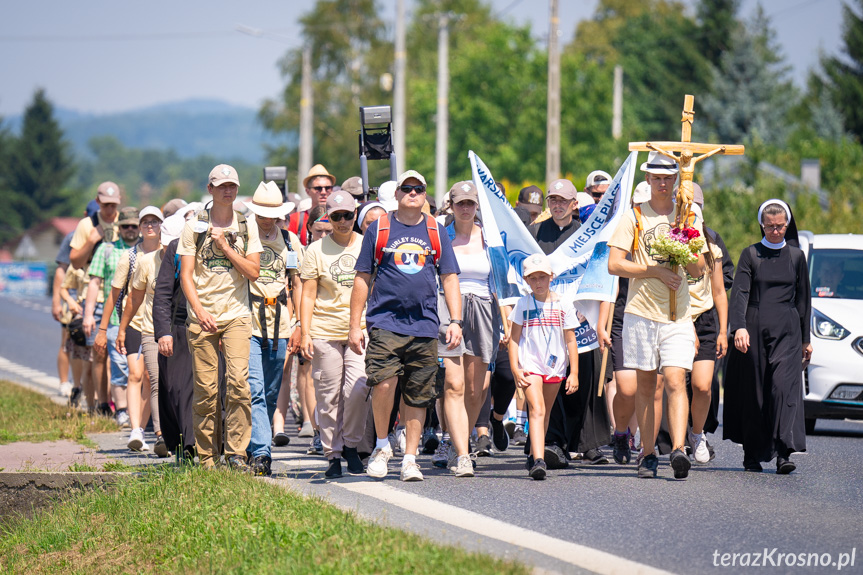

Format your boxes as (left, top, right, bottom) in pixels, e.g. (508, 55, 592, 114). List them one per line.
(508, 253, 579, 480)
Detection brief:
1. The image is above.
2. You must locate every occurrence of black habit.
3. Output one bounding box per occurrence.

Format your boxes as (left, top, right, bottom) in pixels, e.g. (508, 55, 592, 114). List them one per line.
(723, 242, 810, 462)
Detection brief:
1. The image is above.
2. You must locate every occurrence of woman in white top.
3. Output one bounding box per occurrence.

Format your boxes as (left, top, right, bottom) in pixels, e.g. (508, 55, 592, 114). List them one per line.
(435, 181, 501, 477)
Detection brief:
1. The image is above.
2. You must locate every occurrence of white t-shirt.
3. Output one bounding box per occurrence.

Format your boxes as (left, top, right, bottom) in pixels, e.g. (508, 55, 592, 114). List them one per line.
(509, 292, 578, 380)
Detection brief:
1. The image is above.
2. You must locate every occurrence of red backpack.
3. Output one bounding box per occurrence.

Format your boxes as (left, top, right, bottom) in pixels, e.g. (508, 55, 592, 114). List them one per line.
(373, 213, 442, 269)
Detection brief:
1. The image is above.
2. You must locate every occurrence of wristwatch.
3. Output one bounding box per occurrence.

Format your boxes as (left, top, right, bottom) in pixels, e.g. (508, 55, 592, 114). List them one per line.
(449, 319, 463, 328)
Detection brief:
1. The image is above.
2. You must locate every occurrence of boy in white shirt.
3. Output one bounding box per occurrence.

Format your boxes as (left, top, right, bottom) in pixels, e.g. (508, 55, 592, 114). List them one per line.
(508, 253, 579, 480)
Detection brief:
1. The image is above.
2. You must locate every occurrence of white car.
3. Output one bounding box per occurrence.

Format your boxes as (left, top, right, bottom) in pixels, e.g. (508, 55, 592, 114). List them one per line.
(799, 232, 863, 433)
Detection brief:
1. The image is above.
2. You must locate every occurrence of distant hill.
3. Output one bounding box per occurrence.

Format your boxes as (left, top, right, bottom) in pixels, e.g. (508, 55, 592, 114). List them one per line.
(6, 99, 294, 164)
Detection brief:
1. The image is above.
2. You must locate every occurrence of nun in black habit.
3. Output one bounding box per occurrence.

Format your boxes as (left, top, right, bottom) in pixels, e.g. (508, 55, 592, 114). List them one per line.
(723, 199, 812, 474)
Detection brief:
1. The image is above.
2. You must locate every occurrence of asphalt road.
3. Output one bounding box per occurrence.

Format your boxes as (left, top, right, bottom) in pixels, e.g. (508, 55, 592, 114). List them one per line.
(3, 294, 862, 574)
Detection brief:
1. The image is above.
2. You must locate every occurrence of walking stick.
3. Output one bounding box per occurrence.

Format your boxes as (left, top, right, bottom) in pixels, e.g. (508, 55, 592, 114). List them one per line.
(597, 303, 615, 397)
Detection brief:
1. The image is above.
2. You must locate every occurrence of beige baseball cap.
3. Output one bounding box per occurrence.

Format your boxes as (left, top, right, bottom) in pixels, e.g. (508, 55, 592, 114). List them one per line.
(522, 253, 553, 278)
(449, 181, 478, 204)
(97, 181, 121, 204)
(209, 164, 240, 187)
(396, 170, 427, 187)
(547, 179, 577, 201)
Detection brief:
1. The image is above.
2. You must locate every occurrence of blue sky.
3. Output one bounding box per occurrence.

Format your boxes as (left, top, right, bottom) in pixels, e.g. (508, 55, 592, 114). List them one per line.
(0, 0, 846, 116)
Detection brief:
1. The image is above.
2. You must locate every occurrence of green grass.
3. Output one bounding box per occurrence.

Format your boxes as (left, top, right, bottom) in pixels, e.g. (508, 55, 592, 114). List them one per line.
(0, 380, 118, 447)
(0, 466, 528, 575)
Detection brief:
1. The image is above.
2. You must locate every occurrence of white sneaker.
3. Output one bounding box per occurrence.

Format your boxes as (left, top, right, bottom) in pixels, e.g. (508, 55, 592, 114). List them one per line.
(453, 454, 475, 478)
(395, 426, 406, 454)
(691, 431, 710, 464)
(59, 382, 73, 397)
(128, 428, 145, 452)
(367, 446, 393, 479)
(400, 460, 424, 481)
(115, 410, 131, 429)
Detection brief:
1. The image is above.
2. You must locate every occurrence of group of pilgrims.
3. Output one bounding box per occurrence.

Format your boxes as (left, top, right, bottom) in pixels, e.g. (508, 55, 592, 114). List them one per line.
(52, 153, 810, 481)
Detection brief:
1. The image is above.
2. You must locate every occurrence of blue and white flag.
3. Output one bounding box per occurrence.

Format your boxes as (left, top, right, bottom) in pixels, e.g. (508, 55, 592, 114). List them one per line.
(469, 150, 637, 352)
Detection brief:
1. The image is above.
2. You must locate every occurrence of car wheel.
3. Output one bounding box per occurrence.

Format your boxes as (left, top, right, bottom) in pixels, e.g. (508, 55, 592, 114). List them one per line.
(805, 418, 816, 435)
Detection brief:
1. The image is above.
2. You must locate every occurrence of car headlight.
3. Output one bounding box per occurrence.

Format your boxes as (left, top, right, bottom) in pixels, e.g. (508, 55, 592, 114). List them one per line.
(812, 309, 850, 340)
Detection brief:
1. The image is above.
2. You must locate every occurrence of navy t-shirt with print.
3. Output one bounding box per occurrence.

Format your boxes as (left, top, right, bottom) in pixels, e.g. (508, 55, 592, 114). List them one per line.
(355, 215, 460, 338)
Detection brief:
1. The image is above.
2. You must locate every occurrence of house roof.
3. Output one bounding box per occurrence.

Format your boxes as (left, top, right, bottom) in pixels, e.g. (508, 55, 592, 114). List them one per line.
(0, 217, 81, 252)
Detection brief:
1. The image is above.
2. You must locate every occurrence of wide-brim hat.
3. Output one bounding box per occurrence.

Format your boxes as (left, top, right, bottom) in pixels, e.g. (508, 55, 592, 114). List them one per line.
(640, 151, 679, 175)
(303, 164, 336, 189)
(160, 213, 186, 246)
(632, 181, 651, 204)
(245, 181, 294, 219)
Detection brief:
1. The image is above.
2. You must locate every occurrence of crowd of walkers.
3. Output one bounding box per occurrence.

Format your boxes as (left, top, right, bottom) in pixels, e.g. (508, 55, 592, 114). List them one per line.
(51, 155, 811, 481)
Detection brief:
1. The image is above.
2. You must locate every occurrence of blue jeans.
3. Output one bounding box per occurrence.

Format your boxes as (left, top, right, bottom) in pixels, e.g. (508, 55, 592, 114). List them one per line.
(106, 323, 129, 387)
(248, 336, 287, 458)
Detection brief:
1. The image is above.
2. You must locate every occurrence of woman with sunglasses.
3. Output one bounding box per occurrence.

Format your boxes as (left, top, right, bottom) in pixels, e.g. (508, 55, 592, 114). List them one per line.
(724, 199, 811, 474)
(299, 191, 368, 478)
(433, 181, 501, 476)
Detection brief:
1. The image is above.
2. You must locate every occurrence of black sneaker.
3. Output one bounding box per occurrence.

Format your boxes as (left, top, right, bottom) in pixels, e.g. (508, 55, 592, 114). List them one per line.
(153, 436, 170, 458)
(421, 427, 439, 454)
(489, 416, 509, 452)
(511, 426, 527, 446)
(97, 402, 113, 417)
(670, 448, 691, 479)
(525, 454, 535, 471)
(252, 455, 272, 477)
(544, 444, 569, 469)
(227, 455, 251, 473)
(474, 434, 493, 457)
(612, 431, 632, 465)
(69, 387, 82, 408)
(529, 458, 547, 480)
(582, 447, 609, 465)
(272, 432, 291, 447)
(325, 458, 343, 479)
(342, 446, 364, 475)
(637, 453, 659, 478)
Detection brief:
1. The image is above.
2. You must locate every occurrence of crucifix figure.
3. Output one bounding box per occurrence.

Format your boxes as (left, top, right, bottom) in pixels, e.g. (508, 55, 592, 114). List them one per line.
(629, 95, 745, 228)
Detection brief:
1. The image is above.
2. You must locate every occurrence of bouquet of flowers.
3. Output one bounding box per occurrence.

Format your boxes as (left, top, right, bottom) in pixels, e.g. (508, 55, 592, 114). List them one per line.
(650, 227, 705, 267)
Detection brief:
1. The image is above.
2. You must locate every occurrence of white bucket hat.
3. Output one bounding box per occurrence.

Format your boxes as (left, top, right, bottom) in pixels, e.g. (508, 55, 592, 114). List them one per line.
(640, 151, 679, 175)
(244, 181, 294, 219)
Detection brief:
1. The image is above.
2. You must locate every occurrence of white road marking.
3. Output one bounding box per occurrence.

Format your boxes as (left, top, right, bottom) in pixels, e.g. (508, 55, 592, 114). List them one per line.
(0, 354, 62, 395)
(335, 481, 676, 575)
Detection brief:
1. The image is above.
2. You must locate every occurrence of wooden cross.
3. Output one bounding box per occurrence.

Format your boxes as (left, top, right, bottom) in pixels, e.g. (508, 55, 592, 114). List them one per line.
(629, 94, 745, 228)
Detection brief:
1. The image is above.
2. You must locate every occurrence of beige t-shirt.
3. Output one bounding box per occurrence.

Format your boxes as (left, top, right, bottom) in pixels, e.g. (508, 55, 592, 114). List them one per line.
(111, 246, 149, 333)
(300, 233, 365, 340)
(250, 230, 301, 339)
(131, 250, 162, 336)
(70, 212, 119, 252)
(177, 212, 263, 326)
(688, 243, 723, 319)
(61, 266, 89, 303)
(608, 202, 707, 324)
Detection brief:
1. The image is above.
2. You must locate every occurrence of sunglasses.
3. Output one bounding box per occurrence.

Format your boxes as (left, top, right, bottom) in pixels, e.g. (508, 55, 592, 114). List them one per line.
(763, 224, 787, 232)
(329, 211, 355, 222)
(120, 224, 139, 230)
(399, 184, 427, 195)
(311, 186, 333, 193)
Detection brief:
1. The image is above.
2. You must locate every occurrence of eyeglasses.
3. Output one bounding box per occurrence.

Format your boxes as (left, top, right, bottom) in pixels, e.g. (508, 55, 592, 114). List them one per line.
(120, 224, 139, 230)
(763, 224, 787, 232)
(329, 211, 355, 222)
(311, 186, 333, 193)
(399, 184, 427, 195)
(140, 220, 160, 228)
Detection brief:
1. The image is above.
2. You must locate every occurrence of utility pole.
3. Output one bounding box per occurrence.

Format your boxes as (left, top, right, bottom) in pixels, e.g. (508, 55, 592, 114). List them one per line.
(298, 46, 314, 198)
(545, 0, 561, 188)
(394, 0, 406, 175)
(434, 13, 450, 207)
(612, 65, 623, 140)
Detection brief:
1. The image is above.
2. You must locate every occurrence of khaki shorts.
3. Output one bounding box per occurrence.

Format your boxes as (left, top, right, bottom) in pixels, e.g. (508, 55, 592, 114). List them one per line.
(365, 328, 441, 408)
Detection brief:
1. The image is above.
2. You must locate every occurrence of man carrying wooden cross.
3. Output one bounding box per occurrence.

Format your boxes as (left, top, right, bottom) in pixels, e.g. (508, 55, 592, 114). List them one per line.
(607, 152, 707, 480)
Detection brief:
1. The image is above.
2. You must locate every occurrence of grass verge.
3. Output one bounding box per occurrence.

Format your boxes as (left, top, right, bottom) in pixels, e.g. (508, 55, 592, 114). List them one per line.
(0, 380, 117, 447)
(0, 466, 528, 575)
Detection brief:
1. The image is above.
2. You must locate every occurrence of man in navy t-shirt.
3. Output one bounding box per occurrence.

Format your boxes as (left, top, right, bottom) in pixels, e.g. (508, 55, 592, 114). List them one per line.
(349, 170, 462, 482)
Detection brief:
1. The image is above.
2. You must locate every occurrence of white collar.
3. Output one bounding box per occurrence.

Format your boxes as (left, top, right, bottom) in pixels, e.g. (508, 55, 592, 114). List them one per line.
(761, 237, 786, 250)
